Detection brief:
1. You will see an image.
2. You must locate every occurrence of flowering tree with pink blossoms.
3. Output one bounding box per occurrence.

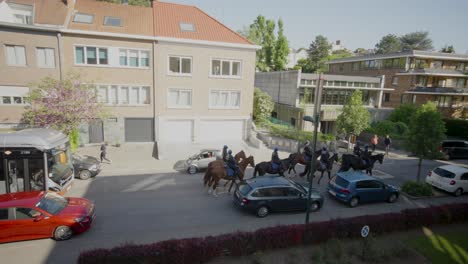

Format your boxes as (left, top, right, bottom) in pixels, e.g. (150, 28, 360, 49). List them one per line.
(23, 73, 105, 137)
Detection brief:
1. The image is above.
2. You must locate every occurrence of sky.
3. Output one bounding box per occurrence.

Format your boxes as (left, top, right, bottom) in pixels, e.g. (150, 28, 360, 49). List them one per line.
(168, 0, 468, 53)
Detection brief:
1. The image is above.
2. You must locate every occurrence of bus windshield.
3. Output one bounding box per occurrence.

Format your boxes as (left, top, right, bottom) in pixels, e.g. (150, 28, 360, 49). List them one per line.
(48, 145, 73, 185)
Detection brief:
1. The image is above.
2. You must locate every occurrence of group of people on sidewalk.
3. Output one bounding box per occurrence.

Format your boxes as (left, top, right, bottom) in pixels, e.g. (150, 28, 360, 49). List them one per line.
(369, 134, 392, 156)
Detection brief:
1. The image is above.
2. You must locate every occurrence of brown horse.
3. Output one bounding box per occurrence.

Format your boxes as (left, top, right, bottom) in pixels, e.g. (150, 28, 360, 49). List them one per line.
(203, 150, 246, 186)
(207, 156, 255, 196)
(288, 150, 322, 176)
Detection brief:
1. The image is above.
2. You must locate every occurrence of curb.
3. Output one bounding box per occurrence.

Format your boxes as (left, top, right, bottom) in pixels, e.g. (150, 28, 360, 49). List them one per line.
(401, 191, 449, 200)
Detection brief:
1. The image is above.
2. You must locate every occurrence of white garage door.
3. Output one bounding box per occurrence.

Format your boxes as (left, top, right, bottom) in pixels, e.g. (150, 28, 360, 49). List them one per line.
(159, 120, 193, 142)
(199, 120, 244, 142)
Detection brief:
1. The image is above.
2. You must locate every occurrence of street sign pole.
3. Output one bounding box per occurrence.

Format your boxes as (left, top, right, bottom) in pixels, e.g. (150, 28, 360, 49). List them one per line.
(305, 72, 324, 224)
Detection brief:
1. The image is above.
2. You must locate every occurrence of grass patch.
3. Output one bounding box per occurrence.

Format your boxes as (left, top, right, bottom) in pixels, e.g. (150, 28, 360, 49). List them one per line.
(257, 120, 335, 142)
(401, 181, 433, 197)
(407, 228, 468, 264)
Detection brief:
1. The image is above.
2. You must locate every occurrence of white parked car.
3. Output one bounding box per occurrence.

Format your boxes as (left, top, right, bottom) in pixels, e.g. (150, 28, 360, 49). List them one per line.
(184, 149, 222, 174)
(425, 165, 468, 197)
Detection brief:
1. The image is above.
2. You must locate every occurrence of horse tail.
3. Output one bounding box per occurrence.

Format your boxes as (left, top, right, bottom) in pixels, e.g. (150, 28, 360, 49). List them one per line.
(253, 165, 258, 177)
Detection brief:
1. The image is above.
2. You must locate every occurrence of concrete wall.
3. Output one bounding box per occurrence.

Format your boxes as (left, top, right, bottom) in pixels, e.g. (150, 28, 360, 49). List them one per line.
(255, 70, 300, 106)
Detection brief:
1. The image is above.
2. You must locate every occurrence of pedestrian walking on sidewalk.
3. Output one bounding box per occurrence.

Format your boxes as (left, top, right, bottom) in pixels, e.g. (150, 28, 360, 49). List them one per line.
(371, 134, 378, 152)
(100, 143, 112, 163)
(384, 135, 391, 156)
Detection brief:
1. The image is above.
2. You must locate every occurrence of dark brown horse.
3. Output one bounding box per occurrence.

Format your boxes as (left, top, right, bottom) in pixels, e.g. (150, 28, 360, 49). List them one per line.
(253, 158, 292, 177)
(288, 150, 322, 176)
(203, 150, 246, 186)
(206, 156, 255, 196)
(339, 153, 384, 176)
(313, 153, 339, 184)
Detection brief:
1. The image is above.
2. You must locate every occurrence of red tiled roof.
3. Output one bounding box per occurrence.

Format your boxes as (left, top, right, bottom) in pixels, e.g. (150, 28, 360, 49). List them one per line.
(153, 1, 252, 45)
(7, 0, 68, 26)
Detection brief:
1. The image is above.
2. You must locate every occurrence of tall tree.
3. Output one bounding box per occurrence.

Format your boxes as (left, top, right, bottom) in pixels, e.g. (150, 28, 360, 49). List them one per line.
(406, 102, 446, 182)
(336, 90, 370, 147)
(400, 31, 433, 51)
(440, 45, 455, 53)
(274, 19, 289, 71)
(263, 19, 276, 71)
(253, 88, 274, 122)
(308, 35, 331, 73)
(22, 73, 105, 136)
(244, 16, 267, 71)
(375, 34, 402, 54)
(97, 0, 150, 6)
(293, 58, 314, 73)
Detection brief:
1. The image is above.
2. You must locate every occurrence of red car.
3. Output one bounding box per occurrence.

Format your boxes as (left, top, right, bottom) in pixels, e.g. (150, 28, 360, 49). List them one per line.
(0, 191, 95, 243)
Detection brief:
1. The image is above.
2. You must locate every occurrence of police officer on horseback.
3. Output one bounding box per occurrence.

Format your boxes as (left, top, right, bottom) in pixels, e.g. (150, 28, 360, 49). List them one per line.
(353, 142, 362, 156)
(303, 141, 313, 162)
(271, 147, 283, 173)
(226, 149, 240, 178)
(361, 145, 371, 166)
(222, 145, 229, 162)
(319, 146, 330, 170)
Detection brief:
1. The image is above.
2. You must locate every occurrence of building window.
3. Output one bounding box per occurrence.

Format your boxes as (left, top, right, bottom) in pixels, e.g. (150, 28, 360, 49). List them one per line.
(96, 85, 150, 105)
(211, 59, 241, 78)
(383, 93, 391, 102)
(73, 13, 94, 24)
(436, 96, 452, 108)
(180, 22, 195, 32)
(103, 16, 123, 27)
(168, 56, 192, 75)
(119, 49, 149, 68)
(352, 62, 359, 71)
(5, 45, 26, 66)
(75, 46, 108, 66)
(36, 48, 55, 68)
(209, 90, 241, 109)
(9, 3, 33, 25)
(392, 76, 399, 85)
(168, 89, 192, 108)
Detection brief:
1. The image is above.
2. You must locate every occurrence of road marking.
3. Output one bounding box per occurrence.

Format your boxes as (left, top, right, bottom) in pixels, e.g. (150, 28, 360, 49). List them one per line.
(372, 170, 394, 179)
(121, 175, 176, 192)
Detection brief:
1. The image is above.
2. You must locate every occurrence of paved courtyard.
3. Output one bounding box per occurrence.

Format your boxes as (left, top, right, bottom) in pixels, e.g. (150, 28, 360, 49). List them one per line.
(1, 143, 467, 264)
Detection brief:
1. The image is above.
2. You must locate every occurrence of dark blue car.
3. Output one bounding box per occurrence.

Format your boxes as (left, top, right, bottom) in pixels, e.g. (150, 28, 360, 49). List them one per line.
(327, 171, 399, 207)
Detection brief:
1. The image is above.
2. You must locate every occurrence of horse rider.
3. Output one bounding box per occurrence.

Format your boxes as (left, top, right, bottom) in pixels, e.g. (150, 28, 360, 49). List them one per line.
(319, 146, 330, 170)
(353, 142, 362, 156)
(222, 145, 229, 162)
(303, 141, 313, 163)
(361, 145, 371, 166)
(226, 150, 240, 178)
(271, 147, 283, 173)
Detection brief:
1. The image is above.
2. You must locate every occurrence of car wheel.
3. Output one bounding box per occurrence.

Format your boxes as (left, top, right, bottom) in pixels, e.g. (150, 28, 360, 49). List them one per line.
(309, 201, 320, 212)
(454, 188, 463, 197)
(188, 166, 198, 175)
(387, 193, 398, 203)
(256, 206, 269, 218)
(349, 197, 359, 208)
(79, 170, 91, 180)
(53, 226, 73, 241)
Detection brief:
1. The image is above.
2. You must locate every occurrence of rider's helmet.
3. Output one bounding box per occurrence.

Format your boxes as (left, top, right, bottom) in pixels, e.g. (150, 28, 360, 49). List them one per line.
(274, 147, 278, 152)
(322, 146, 327, 151)
(304, 140, 310, 146)
(223, 145, 228, 149)
(228, 150, 232, 154)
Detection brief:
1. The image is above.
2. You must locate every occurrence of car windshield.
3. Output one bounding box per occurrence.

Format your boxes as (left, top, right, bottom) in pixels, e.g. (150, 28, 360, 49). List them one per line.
(189, 153, 200, 160)
(333, 176, 350, 188)
(238, 183, 252, 195)
(291, 181, 307, 193)
(36, 192, 68, 215)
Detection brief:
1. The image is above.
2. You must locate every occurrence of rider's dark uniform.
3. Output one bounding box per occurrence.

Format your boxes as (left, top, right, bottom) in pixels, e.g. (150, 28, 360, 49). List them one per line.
(303, 145, 313, 162)
(361, 147, 370, 165)
(319, 148, 330, 170)
(222, 146, 228, 162)
(353, 144, 361, 156)
(226, 153, 240, 178)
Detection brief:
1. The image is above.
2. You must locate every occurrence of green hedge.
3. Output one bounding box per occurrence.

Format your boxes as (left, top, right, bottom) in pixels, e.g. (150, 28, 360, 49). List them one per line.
(444, 119, 468, 139)
(365, 120, 408, 140)
(401, 181, 433, 197)
(267, 122, 335, 142)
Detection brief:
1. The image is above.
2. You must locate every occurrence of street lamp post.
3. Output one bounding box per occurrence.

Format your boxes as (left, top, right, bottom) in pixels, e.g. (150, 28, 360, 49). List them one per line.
(304, 72, 324, 224)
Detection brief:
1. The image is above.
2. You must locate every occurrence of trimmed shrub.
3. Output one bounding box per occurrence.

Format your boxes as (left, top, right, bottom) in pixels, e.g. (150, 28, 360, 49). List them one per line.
(401, 181, 433, 197)
(78, 203, 468, 264)
(444, 118, 468, 138)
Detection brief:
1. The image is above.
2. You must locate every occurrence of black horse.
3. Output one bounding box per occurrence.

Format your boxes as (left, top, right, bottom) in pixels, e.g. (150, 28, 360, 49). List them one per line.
(339, 153, 384, 176)
(287, 150, 322, 176)
(253, 158, 291, 177)
(312, 153, 339, 184)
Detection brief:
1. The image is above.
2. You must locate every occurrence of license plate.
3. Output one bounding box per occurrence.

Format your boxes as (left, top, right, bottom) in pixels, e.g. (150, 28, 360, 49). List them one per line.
(329, 190, 336, 196)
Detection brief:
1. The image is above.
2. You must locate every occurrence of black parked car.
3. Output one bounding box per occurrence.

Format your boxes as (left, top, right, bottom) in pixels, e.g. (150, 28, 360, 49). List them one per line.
(72, 154, 101, 180)
(440, 140, 468, 160)
(234, 176, 324, 217)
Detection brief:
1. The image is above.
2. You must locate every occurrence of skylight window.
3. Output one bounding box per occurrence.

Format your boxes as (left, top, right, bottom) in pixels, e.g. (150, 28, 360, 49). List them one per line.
(104, 16, 123, 27)
(73, 13, 94, 24)
(180, 22, 195, 32)
(9, 3, 33, 25)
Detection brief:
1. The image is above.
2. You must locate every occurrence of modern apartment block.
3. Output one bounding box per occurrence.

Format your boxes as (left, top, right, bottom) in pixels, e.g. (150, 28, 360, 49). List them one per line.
(326, 50, 468, 117)
(0, 0, 258, 150)
(255, 70, 391, 134)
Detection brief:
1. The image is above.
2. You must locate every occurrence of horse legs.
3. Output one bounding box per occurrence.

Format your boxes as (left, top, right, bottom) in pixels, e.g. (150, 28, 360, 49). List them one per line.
(318, 171, 324, 185)
(212, 178, 220, 197)
(228, 180, 236, 193)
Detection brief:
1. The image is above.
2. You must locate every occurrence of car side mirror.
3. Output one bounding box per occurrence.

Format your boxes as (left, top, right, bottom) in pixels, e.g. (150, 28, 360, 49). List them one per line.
(34, 214, 45, 222)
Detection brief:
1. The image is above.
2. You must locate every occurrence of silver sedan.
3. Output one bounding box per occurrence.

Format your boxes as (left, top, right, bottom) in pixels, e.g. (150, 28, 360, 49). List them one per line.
(184, 149, 222, 174)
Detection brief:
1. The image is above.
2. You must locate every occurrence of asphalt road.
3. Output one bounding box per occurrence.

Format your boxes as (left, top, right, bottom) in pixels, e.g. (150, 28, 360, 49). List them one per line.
(1, 155, 468, 264)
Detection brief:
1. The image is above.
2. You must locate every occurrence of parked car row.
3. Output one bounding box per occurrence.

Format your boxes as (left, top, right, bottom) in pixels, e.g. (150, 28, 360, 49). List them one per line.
(71, 154, 101, 180)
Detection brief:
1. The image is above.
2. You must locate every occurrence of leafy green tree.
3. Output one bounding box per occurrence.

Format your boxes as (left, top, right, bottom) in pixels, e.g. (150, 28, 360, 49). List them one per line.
(375, 34, 402, 54)
(263, 20, 276, 71)
(336, 90, 370, 146)
(389, 103, 418, 125)
(308, 35, 331, 73)
(253, 88, 274, 123)
(274, 19, 289, 71)
(293, 58, 314, 73)
(97, 0, 150, 6)
(354, 48, 368, 55)
(400, 31, 433, 51)
(406, 102, 446, 182)
(440, 45, 455, 53)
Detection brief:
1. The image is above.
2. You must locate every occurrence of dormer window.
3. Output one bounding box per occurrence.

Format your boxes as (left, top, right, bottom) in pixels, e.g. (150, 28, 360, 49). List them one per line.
(73, 13, 94, 24)
(179, 22, 195, 32)
(9, 3, 33, 25)
(104, 16, 123, 27)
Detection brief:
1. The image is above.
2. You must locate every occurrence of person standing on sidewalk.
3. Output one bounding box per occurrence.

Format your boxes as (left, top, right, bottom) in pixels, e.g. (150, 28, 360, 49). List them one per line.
(384, 135, 391, 156)
(371, 134, 378, 152)
(100, 143, 112, 163)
